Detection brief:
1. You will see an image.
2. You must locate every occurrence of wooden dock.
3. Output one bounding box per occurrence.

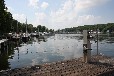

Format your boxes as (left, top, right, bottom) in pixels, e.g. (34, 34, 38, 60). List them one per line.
(0, 55, 114, 76)
(0, 39, 8, 51)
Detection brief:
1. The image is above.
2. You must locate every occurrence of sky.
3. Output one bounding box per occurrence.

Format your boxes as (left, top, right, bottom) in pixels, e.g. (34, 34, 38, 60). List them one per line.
(5, 0, 114, 30)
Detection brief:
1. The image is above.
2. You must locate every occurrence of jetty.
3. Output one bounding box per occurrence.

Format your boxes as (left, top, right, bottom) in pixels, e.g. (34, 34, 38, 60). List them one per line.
(0, 55, 114, 76)
(0, 39, 8, 51)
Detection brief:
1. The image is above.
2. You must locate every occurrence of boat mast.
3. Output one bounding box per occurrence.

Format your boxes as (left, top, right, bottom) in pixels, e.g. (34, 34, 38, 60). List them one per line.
(38, 27, 39, 36)
(25, 18, 27, 37)
(17, 21, 18, 37)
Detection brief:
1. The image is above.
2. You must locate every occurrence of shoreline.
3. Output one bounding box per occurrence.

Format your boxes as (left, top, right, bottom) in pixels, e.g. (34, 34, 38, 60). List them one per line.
(0, 55, 114, 76)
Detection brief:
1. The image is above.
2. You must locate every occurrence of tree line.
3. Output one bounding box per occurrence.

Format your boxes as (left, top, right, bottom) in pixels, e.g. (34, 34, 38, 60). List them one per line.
(56, 23, 114, 34)
(0, 0, 54, 35)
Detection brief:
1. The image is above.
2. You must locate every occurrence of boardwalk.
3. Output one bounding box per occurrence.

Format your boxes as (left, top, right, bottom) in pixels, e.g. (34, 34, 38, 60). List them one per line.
(0, 55, 114, 76)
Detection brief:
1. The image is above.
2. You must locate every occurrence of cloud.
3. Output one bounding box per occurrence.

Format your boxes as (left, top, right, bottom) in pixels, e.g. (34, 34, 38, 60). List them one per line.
(31, 12, 47, 26)
(41, 2, 49, 9)
(35, 12, 46, 20)
(31, 59, 38, 66)
(42, 57, 49, 62)
(50, 0, 75, 22)
(13, 14, 26, 23)
(75, 0, 110, 10)
(49, 0, 111, 29)
(6, 6, 26, 23)
(76, 15, 102, 25)
(7, 6, 14, 12)
(31, 0, 111, 30)
(50, 0, 110, 23)
(28, 0, 39, 9)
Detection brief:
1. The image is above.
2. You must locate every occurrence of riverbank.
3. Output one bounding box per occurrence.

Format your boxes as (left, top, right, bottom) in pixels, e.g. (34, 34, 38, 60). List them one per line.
(0, 55, 114, 76)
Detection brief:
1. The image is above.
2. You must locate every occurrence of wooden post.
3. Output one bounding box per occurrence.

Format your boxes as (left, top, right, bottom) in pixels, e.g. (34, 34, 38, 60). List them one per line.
(0, 43, 1, 54)
(83, 30, 91, 63)
(97, 25, 98, 55)
(0, 43, 1, 49)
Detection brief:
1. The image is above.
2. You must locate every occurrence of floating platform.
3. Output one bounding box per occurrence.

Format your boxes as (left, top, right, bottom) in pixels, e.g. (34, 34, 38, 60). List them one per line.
(0, 55, 114, 76)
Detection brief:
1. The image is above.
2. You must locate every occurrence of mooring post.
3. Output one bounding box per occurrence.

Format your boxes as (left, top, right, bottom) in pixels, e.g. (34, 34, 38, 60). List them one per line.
(0, 43, 1, 49)
(97, 28, 99, 55)
(83, 30, 92, 63)
(0, 43, 1, 54)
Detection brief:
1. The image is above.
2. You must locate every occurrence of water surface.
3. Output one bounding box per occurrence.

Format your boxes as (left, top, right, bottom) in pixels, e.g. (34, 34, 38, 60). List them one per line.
(0, 34, 114, 70)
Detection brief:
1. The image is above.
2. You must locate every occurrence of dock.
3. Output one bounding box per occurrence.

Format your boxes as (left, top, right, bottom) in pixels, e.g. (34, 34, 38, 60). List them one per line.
(0, 39, 8, 51)
(0, 55, 114, 76)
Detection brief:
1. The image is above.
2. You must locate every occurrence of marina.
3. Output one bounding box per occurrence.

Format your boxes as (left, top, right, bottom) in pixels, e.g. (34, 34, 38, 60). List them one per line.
(0, 33, 114, 75)
(1, 0, 114, 75)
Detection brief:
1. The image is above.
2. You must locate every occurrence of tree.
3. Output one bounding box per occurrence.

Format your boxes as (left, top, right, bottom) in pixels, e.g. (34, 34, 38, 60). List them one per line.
(0, 0, 7, 34)
(0, 0, 13, 34)
(27, 24, 33, 33)
(37, 25, 41, 32)
(49, 29, 54, 33)
(5, 12, 13, 33)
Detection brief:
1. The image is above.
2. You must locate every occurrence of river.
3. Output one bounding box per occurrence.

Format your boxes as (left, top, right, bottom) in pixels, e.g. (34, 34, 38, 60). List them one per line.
(0, 34, 114, 70)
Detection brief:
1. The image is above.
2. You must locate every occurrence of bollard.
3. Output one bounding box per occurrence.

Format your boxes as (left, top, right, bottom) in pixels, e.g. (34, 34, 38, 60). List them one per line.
(0, 43, 1, 49)
(83, 30, 92, 63)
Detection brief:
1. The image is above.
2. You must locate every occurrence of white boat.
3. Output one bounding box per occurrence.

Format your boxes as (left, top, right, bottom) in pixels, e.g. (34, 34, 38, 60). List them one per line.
(11, 22, 20, 41)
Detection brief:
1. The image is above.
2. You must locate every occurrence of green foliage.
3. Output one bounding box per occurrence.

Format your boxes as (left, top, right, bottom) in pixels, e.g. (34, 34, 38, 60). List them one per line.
(37, 25, 51, 32)
(0, 0, 52, 35)
(56, 23, 114, 34)
(0, 0, 12, 34)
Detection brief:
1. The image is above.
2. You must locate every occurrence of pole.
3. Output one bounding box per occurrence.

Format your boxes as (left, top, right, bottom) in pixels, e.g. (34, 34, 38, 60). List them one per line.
(38, 28, 39, 36)
(17, 21, 18, 34)
(26, 18, 27, 37)
(97, 25, 98, 55)
(16, 21, 18, 38)
(0, 23, 2, 37)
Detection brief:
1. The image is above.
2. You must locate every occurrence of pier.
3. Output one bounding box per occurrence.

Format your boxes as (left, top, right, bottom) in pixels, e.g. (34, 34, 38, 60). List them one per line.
(0, 55, 114, 76)
(0, 39, 8, 52)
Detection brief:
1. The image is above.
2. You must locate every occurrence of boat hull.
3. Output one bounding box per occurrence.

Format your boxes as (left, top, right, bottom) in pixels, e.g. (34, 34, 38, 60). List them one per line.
(22, 37, 29, 42)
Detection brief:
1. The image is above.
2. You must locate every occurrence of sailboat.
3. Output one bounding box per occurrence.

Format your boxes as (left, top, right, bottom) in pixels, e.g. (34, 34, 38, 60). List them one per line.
(12, 21, 20, 41)
(22, 18, 29, 42)
(36, 28, 40, 37)
(31, 28, 40, 37)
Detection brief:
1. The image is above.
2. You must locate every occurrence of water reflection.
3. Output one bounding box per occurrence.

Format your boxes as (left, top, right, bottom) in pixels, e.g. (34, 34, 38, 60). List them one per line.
(0, 41, 22, 70)
(0, 34, 114, 71)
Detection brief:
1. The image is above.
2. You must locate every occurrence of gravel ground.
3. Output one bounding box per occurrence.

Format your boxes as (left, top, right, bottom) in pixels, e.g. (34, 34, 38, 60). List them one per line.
(0, 55, 114, 76)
